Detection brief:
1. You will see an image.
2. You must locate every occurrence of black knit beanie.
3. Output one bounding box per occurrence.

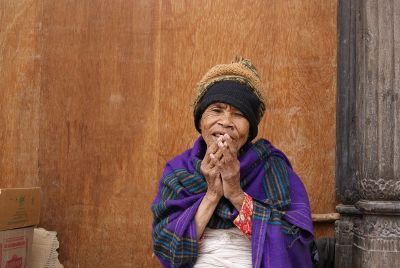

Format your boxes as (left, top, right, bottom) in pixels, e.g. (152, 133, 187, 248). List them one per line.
(194, 80, 262, 141)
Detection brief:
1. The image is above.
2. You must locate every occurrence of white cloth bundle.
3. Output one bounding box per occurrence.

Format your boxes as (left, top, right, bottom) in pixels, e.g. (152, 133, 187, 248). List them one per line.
(194, 227, 252, 268)
(31, 228, 63, 268)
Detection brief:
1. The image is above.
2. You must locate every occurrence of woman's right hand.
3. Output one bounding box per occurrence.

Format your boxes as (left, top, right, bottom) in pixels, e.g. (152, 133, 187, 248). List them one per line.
(200, 142, 223, 202)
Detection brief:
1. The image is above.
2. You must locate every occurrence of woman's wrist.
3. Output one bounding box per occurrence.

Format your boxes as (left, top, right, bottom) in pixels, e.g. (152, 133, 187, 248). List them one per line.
(226, 190, 245, 211)
(204, 190, 222, 204)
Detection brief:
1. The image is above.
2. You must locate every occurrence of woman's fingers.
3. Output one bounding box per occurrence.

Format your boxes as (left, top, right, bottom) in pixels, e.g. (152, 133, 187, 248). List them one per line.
(204, 142, 218, 164)
(213, 148, 223, 161)
(205, 134, 239, 172)
(203, 142, 224, 173)
(223, 134, 238, 155)
(217, 136, 235, 165)
(209, 153, 217, 168)
(209, 142, 219, 154)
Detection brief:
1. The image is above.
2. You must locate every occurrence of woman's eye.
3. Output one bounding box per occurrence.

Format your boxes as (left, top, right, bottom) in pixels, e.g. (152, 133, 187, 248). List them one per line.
(211, 108, 222, 113)
(234, 112, 244, 117)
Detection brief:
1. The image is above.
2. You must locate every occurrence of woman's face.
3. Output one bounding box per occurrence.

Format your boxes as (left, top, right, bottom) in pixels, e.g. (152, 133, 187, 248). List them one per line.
(200, 102, 250, 150)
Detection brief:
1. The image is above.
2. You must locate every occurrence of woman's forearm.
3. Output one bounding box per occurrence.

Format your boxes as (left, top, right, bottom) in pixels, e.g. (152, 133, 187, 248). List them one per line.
(194, 191, 221, 240)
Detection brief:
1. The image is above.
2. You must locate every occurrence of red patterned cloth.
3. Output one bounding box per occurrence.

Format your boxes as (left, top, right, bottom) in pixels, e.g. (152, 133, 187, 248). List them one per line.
(233, 192, 253, 239)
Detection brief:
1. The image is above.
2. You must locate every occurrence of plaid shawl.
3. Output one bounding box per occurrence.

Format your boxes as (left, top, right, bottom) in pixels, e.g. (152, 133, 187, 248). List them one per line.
(151, 137, 314, 268)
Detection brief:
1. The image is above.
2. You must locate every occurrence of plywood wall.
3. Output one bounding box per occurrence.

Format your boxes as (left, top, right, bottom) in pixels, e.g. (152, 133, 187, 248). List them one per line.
(0, 0, 41, 187)
(0, 1, 337, 267)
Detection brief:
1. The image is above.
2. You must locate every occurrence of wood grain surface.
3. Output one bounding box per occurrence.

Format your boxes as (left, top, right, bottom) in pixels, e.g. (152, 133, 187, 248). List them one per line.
(0, 0, 42, 187)
(0, 1, 337, 267)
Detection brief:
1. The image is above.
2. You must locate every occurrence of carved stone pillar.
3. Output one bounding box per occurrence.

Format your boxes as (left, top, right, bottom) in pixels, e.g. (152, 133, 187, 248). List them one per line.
(336, 1, 362, 266)
(336, 0, 400, 267)
(335, 206, 361, 268)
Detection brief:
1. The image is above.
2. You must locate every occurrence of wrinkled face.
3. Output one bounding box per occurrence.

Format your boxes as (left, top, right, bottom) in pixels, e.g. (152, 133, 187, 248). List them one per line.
(200, 102, 250, 151)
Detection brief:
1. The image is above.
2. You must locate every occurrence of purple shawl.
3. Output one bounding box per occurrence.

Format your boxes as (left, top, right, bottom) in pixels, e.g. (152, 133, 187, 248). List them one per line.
(152, 136, 314, 268)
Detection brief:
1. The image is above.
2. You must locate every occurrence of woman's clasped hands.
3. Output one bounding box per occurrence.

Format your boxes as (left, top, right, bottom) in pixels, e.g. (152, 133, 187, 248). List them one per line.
(200, 134, 244, 204)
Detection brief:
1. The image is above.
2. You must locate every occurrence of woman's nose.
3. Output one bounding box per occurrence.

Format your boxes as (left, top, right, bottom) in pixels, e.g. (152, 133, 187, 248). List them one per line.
(217, 113, 234, 128)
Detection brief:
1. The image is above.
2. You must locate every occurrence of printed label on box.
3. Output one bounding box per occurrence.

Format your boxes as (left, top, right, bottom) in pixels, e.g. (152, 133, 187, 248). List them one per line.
(0, 235, 27, 268)
(6, 255, 22, 268)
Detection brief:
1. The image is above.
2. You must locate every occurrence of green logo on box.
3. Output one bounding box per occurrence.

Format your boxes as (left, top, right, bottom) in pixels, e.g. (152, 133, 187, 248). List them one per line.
(18, 196, 25, 206)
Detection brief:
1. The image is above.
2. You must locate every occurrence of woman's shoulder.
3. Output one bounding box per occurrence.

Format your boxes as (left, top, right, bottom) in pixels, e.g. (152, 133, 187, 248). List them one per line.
(163, 136, 206, 171)
(252, 138, 293, 169)
(163, 148, 192, 173)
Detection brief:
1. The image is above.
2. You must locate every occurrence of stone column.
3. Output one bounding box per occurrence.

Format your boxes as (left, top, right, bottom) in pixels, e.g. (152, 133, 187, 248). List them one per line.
(336, 0, 400, 267)
(336, 1, 362, 266)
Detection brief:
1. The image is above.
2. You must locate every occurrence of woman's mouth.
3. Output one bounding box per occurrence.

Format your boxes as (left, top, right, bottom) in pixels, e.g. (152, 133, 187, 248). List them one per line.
(211, 132, 233, 143)
(212, 132, 230, 140)
(212, 133, 225, 138)
(211, 132, 223, 142)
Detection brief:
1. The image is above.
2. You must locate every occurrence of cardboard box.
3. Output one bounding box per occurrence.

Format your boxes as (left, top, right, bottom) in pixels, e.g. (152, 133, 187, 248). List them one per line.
(0, 227, 34, 268)
(0, 188, 40, 231)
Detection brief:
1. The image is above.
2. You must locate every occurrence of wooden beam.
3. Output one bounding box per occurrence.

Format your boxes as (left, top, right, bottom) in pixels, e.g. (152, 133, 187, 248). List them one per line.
(312, 213, 340, 222)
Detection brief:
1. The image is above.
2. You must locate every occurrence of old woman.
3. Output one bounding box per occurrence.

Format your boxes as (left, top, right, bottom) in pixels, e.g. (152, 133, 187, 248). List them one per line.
(151, 58, 314, 268)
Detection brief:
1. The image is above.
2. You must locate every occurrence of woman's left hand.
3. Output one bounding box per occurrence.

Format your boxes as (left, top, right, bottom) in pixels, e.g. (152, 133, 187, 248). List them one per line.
(217, 134, 244, 204)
